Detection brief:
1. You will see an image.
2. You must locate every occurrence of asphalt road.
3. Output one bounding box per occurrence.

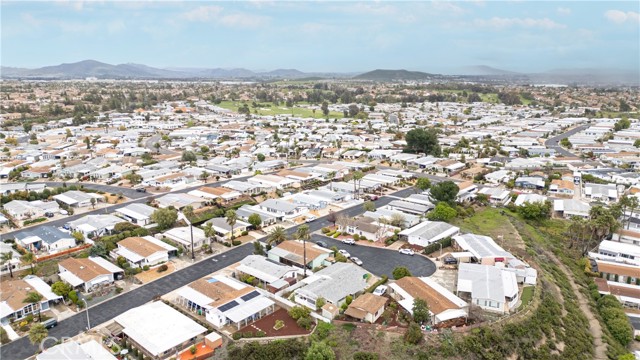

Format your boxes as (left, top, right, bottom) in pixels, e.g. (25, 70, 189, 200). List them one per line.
(144, 134, 175, 155)
(310, 234, 436, 278)
(34, 181, 149, 200)
(545, 124, 590, 157)
(0, 183, 425, 359)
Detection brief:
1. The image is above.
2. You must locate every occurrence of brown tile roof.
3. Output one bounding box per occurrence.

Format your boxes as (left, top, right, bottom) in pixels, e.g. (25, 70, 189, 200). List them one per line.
(189, 278, 253, 308)
(596, 261, 640, 279)
(345, 293, 386, 320)
(277, 169, 311, 178)
(59, 258, 110, 282)
(394, 277, 460, 314)
(608, 283, 640, 299)
(551, 179, 575, 190)
(1, 279, 34, 311)
(275, 241, 326, 263)
(118, 237, 165, 257)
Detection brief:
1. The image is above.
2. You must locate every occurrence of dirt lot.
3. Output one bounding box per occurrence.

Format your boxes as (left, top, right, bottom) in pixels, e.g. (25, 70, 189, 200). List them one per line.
(134, 262, 176, 283)
(236, 308, 313, 337)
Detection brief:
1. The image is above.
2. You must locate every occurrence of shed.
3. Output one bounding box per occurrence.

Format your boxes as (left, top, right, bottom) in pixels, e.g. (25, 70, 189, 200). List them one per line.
(205, 332, 223, 349)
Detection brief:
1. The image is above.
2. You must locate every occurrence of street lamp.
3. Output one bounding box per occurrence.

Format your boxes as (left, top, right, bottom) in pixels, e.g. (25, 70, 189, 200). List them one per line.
(82, 299, 90, 330)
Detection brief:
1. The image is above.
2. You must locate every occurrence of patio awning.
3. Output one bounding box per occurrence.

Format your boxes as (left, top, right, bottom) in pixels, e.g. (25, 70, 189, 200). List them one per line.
(177, 287, 213, 309)
(59, 271, 85, 287)
(106, 321, 124, 336)
(224, 296, 274, 323)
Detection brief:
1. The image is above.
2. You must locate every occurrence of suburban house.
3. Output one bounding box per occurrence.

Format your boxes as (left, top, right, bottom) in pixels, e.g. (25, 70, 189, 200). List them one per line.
(593, 240, 640, 266)
(453, 234, 514, 265)
(583, 183, 619, 203)
(548, 179, 575, 196)
(112, 236, 178, 268)
(596, 260, 640, 285)
(235, 205, 277, 227)
(514, 176, 545, 190)
(399, 221, 460, 247)
(344, 293, 387, 324)
(457, 263, 519, 314)
(202, 217, 250, 240)
(247, 174, 296, 190)
(268, 240, 333, 270)
(457, 181, 479, 202)
(115, 203, 156, 226)
(294, 262, 369, 309)
(67, 215, 123, 238)
(388, 276, 468, 325)
(188, 186, 242, 204)
(513, 194, 548, 207)
(256, 199, 308, 221)
(113, 301, 207, 360)
(175, 275, 275, 330)
(553, 199, 591, 219)
(0, 182, 47, 196)
(155, 193, 205, 210)
(3, 200, 59, 220)
(58, 257, 124, 293)
(0, 275, 63, 324)
(163, 226, 207, 250)
(339, 218, 397, 242)
(477, 187, 511, 206)
(384, 200, 433, 216)
(235, 255, 299, 292)
(52, 191, 104, 208)
(37, 340, 117, 360)
(221, 181, 262, 195)
(14, 226, 76, 253)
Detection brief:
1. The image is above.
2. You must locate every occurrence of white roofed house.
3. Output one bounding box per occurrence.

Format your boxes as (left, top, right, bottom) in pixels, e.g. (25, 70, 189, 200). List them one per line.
(583, 183, 620, 203)
(163, 226, 207, 250)
(235, 255, 299, 292)
(112, 236, 178, 268)
(2, 200, 59, 220)
(592, 240, 640, 266)
(155, 193, 205, 210)
(113, 301, 207, 360)
(14, 226, 76, 254)
(115, 203, 156, 226)
(294, 262, 369, 309)
(339, 217, 397, 242)
(457, 263, 519, 314)
(514, 194, 548, 207)
(174, 275, 275, 330)
(453, 233, 514, 265)
(477, 187, 511, 206)
(553, 199, 591, 219)
(256, 199, 308, 221)
(202, 217, 250, 240)
(58, 257, 124, 293)
(247, 174, 296, 190)
(67, 214, 124, 239)
(36, 340, 117, 360)
(52, 190, 104, 208)
(400, 221, 460, 247)
(1, 275, 63, 324)
(389, 277, 468, 325)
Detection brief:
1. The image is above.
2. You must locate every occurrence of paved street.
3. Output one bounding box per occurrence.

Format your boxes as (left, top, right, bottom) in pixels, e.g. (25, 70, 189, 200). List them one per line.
(545, 124, 590, 157)
(34, 181, 149, 200)
(0, 183, 425, 359)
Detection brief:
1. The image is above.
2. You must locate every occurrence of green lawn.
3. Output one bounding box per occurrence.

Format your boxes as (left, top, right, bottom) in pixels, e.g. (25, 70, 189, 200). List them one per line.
(216, 100, 344, 119)
(452, 207, 515, 240)
(518, 286, 534, 310)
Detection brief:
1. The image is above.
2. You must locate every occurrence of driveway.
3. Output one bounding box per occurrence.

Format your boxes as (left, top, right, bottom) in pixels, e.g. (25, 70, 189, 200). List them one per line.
(545, 123, 590, 157)
(311, 234, 436, 278)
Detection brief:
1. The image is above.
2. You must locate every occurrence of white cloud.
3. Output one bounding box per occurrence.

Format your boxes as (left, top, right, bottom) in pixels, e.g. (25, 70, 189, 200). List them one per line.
(107, 20, 126, 34)
(474, 17, 566, 30)
(604, 10, 640, 24)
(557, 7, 571, 15)
(181, 5, 223, 22)
(431, 1, 466, 15)
(220, 13, 269, 28)
(331, 3, 397, 16)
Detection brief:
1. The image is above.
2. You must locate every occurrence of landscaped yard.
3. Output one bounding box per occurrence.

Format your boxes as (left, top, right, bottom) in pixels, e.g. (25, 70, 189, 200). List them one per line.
(518, 286, 534, 310)
(451, 207, 526, 252)
(134, 262, 176, 283)
(236, 308, 313, 338)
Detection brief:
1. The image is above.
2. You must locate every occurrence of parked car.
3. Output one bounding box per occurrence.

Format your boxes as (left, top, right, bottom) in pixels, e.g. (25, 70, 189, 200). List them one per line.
(350, 257, 363, 266)
(443, 256, 458, 265)
(136, 188, 147, 193)
(316, 240, 328, 248)
(399, 248, 415, 256)
(342, 238, 356, 245)
(41, 318, 57, 329)
(338, 249, 351, 258)
(373, 285, 388, 296)
(59, 209, 69, 215)
(44, 212, 55, 218)
(305, 215, 317, 223)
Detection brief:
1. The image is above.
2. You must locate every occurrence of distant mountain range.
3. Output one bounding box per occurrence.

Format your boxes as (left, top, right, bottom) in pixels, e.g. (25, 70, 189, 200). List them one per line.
(1, 60, 638, 85)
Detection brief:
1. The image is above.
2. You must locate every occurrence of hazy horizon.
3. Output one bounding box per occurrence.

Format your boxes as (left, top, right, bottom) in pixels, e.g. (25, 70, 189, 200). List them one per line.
(2, 1, 639, 73)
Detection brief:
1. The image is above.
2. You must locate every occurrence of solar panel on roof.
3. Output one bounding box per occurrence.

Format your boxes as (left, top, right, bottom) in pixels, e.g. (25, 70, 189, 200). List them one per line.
(218, 300, 238, 312)
(240, 291, 260, 302)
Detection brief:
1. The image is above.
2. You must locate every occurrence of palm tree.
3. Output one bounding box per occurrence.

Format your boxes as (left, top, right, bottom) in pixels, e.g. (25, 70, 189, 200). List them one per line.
(1, 252, 14, 278)
(21, 252, 35, 275)
(352, 171, 364, 200)
(296, 224, 311, 278)
(23, 291, 44, 322)
(28, 323, 48, 347)
(225, 210, 238, 240)
(267, 226, 288, 246)
(203, 222, 215, 245)
(183, 205, 195, 221)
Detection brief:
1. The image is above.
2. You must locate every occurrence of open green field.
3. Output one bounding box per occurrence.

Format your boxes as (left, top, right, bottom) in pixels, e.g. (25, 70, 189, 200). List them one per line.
(452, 207, 516, 241)
(216, 100, 344, 119)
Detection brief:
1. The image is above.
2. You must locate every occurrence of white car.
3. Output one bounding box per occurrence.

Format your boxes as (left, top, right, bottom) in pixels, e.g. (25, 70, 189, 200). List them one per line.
(373, 285, 388, 296)
(350, 257, 363, 266)
(342, 238, 356, 245)
(305, 215, 317, 223)
(399, 248, 415, 256)
(338, 249, 351, 258)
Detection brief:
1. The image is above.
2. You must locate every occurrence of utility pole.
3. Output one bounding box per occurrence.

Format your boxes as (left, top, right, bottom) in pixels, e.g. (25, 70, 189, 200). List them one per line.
(178, 212, 195, 261)
(82, 299, 90, 330)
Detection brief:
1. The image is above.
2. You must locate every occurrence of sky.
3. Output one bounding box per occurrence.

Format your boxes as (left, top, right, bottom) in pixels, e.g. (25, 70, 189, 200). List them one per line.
(1, 1, 639, 73)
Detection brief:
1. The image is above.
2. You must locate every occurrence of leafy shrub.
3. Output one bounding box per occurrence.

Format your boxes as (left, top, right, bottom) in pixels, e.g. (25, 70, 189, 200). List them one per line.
(223, 242, 231, 247)
(353, 352, 379, 360)
(297, 316, 313, 330)
(321, 227, 330, 234)
(24, 217, 47, 226)
(288, 306, 311, 320)
(115, 287, 123, 294)
(157, 264, 169, 273)
(232, 240, 242, 246)
(241, 230, 249, 236)
(142, 265, 150, 271)
(232, 332, 242, 340)
(366, 275, 389, 293)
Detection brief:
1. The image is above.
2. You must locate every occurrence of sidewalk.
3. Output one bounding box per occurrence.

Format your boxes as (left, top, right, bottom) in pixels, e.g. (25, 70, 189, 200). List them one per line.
(2, 324, 19, 341)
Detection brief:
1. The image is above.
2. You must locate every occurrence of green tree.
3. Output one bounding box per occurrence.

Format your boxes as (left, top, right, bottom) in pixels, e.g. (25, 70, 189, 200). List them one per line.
(183, 205, 195, 220)
(427, 202, 458, 222)
(150, 208, 178, 231)
(363, 201, 376, 212)
(23, 291, 44, 322)
(71, 230, 85, 244)
(0, 252, 14, 278)
(267, 226, 288, 246)
(296, 224, 311, 277)
(634, 139, 640, 148)
(51, 281, 73, 297)
(352, 170, 364, 200)
(305, 341, 335, 360)
(321, 101, 330, 117)
(315, 297, 326, 310)
(203, 222, 216, 244)
(89, 243, 107, 257)
(429, 181, 459, 205)
(256, 153, 266, 162)
(253, 241, 264, 255)
(517, 201, 552, 221)
(248, 213, 262, 229)
(560, 137, 572, 148)
(393, 266, 412, 280)
(288, 306, 311, 320)
(415, 177, 431, 192)
(153, 142, 161, 153)
(181, 150, 197, 163)
(404, 322, 423, 345)
(412, 298, 430, 324)
(28, 323, 48, 347)
(125, 171, 142, 185)
(404, 128, 441, 156)
(226, 210, 238, 239)
(21, 252, 35, 274)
